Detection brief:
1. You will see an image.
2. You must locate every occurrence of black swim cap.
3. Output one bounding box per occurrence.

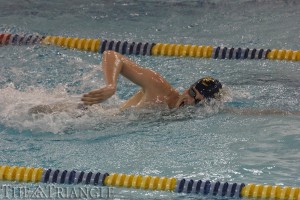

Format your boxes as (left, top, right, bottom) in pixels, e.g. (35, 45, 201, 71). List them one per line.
(193, 76, 222, 99)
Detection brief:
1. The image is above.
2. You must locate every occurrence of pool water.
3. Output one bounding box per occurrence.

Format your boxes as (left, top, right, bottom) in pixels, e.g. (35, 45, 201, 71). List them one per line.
(0, 0, 300, 199)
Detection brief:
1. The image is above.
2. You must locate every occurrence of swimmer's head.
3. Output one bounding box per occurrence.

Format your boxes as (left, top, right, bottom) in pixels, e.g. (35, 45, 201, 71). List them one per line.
(177, 76, 222, 108)
(191, 76, 222, 99)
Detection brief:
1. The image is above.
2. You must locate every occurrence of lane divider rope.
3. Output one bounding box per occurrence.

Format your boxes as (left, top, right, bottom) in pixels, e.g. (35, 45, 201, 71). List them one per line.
(0, 33, 44, 46)
(0, 165, 300, 199)
(42, 36, 100, 53)
(1, 33, 300, 61)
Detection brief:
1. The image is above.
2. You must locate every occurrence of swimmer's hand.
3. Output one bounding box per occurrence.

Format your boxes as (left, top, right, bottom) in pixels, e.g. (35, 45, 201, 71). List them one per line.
(81, 86, 116, 106)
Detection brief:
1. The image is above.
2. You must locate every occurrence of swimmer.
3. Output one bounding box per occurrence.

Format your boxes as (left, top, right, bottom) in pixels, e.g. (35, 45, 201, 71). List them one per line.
(81, 50, 222, 111)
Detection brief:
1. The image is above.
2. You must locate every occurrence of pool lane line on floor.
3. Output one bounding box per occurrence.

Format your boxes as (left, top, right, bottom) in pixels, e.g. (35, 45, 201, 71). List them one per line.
(0, 165, 299, 199)
(1, 33, 300, 62)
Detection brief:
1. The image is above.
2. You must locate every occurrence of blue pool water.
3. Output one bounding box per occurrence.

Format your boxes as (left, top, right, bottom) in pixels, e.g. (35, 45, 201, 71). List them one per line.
(0, 0, 300, 199)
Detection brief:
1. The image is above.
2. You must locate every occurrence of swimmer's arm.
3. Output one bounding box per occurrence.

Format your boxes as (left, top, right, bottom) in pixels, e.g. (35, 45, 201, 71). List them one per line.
(82, 50, 167, 105)
(224, 107, 300, 116)
(120, 90, 144, 111)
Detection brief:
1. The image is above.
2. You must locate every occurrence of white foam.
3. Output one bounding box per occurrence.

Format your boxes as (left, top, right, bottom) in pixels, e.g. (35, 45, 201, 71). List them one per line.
(0, 84, 122, 134)
(227, 86, 252, 100)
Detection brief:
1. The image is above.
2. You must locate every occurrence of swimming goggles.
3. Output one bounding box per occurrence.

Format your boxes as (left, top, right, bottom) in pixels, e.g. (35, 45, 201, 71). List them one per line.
(188, 86, 201, 105)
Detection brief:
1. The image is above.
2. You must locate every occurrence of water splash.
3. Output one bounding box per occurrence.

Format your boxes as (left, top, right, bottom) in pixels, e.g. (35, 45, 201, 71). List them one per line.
(0, 84, 121, 134)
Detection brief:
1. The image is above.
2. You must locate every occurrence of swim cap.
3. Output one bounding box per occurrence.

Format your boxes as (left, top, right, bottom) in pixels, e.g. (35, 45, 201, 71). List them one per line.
(193, 76, 222, 99)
